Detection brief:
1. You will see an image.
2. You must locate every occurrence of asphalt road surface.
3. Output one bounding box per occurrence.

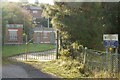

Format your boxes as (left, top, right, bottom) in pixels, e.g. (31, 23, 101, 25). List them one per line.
(2, 62, 56, 78)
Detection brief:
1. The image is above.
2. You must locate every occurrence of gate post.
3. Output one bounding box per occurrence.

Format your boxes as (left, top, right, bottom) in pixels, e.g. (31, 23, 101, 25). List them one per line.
(25, 35, 28, 61)
(56, 30, 59, 59)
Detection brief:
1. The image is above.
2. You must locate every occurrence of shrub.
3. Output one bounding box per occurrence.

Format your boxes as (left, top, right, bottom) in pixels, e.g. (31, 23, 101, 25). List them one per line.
(60, 42, 84, 59)
(61, 49, 71, 57)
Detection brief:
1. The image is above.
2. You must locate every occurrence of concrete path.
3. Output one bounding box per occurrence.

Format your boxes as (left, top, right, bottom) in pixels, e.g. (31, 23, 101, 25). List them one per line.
(2, 49, 58, 78)
(2, 62, 56, 78)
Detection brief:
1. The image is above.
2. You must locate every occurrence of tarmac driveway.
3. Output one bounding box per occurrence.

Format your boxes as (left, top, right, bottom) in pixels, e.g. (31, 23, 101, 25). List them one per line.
(2, 62, 56, 78)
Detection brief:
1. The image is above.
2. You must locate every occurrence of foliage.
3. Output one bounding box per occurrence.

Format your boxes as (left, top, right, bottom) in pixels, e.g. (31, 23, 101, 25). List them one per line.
(28, 58, 118, 78)
(40, 59, 92, 78)
(93, 71, 111, 78)
(61, 49, 71, 57)
(23, 54, 120, 79)
(44, 2, 106, 50)
(18, 3, 49, 28)
(2, 2, 32, 41)
(60, 42, 83, 58)
(35, 18, 52, 28)
(102, 2, 119, 39)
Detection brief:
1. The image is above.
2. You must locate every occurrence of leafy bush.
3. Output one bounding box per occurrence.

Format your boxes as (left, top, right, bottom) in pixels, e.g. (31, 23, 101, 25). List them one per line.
(61, 49, 71, 57)
(60, 42, 84, 58)
(56, 58, 92, 77)
(71, 42, 83, 51)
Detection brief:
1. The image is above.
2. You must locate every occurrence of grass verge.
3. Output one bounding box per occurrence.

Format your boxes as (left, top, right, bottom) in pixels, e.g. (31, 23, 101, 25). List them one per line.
(2, 57, 19, 65)
(22, 57, 120, 79)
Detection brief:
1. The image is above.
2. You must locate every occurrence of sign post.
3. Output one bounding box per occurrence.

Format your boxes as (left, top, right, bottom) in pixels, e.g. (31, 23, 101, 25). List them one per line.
(115, 48, 118, 73)
(106, 47, 108, 71)
(103, 34, 119, 73)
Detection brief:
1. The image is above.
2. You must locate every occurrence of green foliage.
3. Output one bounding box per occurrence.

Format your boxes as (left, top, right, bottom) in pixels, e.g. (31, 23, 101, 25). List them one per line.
(35, 18, 52, 28)
(93, 71, 111, 78)
(2, 2, 32, 41)
(39, 59, 93, 78)
(43, 58, 119, 78)
(44, 2, 120, 55)
(71, 42, 83, 50)
(60, 42, 84, 59)
(22, 55, 120, 78)
(61, 49, 71, 57)
(43, 2, 106, 50)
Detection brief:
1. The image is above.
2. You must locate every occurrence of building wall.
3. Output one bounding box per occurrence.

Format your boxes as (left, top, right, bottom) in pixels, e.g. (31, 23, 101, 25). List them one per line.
(21, 6, 44, 25)
(31, 10, 43, 18)
(41, 32, 50, 43)
(5, 28, 23, 44)
(33, 31, 55, 44)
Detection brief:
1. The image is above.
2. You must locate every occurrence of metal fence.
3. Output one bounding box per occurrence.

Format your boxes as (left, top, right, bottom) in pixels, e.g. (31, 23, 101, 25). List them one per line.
(76, 48, 120, 74)
(10, 46, 56, 61)
(3, 27, 59, 61)
(3, 43, 57, 61)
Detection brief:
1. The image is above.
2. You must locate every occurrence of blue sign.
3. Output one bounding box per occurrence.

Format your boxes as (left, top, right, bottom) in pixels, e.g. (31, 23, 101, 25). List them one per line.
(104, 40, 119, 48)
(104, 40, 110, 47)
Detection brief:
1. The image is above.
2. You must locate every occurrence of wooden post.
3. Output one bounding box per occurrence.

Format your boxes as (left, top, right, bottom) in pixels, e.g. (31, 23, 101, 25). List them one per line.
(83, 47, 87, 64)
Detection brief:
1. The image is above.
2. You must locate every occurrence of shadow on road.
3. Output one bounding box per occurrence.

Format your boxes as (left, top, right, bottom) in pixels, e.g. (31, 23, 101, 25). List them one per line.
(2, 62, 57, 78)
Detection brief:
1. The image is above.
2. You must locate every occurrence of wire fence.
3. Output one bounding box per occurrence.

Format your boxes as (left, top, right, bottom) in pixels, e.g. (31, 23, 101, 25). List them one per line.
(76, 48, 120, 74)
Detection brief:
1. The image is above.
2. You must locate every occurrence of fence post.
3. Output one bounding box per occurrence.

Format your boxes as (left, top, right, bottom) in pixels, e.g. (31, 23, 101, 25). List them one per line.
(83, 47, 87, 64)
(111, 52, 113, 73)
(25, 35, 28, 61)
(59, 32, 62, 51)
(56, 30, 59, 59)
(109, 49, 113, 74)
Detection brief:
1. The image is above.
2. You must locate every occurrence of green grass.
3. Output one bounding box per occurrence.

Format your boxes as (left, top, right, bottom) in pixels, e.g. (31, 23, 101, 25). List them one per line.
(23, 56, 120, 79)
(2, 43, 56, 65)
(2, 57, 19, 65)
(24, 58, 92, 78)
(2, 44, 56, 57)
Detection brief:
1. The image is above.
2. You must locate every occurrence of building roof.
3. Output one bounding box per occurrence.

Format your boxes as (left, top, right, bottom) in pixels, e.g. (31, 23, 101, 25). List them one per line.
(6, 24, 23, 28)
(20, 5, 30, 10)
(20, 5, 42, 10)
(30, 6, 42, 10)
(34, 27, 55, 32)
